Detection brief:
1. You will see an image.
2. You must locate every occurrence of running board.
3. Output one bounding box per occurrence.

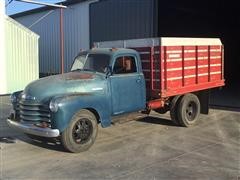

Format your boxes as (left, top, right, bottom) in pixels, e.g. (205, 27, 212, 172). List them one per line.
(111, 112, 148, 125)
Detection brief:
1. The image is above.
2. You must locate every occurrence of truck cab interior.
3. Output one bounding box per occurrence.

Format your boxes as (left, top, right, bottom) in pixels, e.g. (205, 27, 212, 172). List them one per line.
(113, 56, 137, 74)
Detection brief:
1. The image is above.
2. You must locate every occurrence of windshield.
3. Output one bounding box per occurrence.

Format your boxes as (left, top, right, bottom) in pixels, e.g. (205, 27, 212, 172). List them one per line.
(71, 53, 110, 73)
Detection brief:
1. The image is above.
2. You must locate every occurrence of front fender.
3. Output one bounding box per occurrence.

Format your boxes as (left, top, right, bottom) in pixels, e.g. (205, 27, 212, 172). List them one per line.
(50, 94, 111, 132)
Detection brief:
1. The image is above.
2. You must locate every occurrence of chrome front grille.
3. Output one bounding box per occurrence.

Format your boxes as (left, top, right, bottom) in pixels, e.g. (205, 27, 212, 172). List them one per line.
(18, 101, 51, 123)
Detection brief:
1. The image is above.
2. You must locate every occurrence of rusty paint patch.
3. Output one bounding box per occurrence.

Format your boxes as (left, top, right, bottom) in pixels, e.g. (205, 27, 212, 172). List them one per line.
(65, 72, 94, 80)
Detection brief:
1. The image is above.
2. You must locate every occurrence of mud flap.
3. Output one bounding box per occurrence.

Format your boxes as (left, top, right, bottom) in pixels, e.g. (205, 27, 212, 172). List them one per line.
(197, 90, 210, 114)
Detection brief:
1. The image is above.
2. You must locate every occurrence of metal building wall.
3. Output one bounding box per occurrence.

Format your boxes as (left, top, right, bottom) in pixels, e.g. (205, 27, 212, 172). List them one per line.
(90, 0, 158, 46)
(4, 16, 39, 94)
(14, 1, 94, 75)
(0, 1, 6, 94)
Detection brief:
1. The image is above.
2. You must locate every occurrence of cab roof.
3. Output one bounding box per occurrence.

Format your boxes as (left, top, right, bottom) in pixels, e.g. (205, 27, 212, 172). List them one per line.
(84, 48, 138, 56)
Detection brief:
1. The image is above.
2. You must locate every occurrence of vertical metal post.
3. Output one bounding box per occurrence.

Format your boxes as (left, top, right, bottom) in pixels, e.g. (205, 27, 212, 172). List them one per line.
(182, 46, 185, 86)
(159, 46, 163, 91)
(60, 7, 64, 74)
(150, 46, 154, 91)
(195, 46, 198, 84)
(221, 45, 224, 80)
(208, 45, 211, 82)
(164, 46, 167, 91)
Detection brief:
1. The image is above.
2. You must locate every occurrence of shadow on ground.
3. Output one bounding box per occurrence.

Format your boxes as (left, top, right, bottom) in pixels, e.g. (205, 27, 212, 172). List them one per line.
(0, 133, 68, 152)
(137, 116, 177, 127)
(0, 116, 178, 153)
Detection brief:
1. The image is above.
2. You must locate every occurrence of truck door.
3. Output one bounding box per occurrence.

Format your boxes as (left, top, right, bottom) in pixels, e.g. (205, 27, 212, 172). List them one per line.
(110, 55, 145, 115)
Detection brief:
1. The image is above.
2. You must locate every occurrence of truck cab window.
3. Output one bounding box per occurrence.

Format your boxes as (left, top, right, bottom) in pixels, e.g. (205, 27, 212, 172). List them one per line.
(71, 53, 110, 73)
(113, 56, 137, 74)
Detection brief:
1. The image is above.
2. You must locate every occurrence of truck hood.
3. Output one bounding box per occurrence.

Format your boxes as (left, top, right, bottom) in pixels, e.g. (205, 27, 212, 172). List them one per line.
(22, 71, 107, 103)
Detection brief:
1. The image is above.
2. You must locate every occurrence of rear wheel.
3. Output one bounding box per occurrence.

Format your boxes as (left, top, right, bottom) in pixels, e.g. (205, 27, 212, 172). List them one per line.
(61, 109, 98, 153)
(177, 93, 200, 127)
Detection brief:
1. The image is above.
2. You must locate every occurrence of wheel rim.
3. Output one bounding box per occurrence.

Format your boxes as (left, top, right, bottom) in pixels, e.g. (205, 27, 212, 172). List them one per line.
(186, 101, 197, 121)
(72, 118, 93, 144)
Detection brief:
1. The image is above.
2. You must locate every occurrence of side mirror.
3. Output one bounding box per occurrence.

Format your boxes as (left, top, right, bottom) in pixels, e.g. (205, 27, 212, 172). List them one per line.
(105, 66, 112, 78)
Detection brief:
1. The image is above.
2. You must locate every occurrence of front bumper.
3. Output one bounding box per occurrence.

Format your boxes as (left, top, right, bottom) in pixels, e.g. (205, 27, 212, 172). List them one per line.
(7, 118, 60, 138)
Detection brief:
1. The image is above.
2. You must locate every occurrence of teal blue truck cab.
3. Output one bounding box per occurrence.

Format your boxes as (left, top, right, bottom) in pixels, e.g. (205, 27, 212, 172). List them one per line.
(7, 48, 147, 152)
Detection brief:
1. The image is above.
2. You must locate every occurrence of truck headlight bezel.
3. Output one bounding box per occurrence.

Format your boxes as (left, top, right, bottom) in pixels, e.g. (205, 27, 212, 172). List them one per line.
(49, 100, 59, 113)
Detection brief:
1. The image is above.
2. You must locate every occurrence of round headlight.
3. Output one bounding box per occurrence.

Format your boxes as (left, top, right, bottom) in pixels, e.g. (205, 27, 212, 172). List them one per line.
(21, 93, 26, 100)
(10, 94, 17, 103)
(49, 100, 59, 112)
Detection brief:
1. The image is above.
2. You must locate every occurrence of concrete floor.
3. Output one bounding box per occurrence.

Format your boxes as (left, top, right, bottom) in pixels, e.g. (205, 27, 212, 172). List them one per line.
(0, 97, 240, 180)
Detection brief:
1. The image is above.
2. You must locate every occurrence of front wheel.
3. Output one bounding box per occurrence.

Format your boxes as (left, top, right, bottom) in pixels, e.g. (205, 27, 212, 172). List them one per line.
(61, 109, 98, 153)
(177, 93, 200, 127)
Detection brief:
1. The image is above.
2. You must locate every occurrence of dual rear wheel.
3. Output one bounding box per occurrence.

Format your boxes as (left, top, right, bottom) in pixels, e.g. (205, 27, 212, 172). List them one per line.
(170, 93, 200, 127)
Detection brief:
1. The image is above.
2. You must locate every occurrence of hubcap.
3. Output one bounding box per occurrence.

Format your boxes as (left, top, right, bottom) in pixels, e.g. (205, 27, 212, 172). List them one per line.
(72, 118, 93, 144)
(186, 101, 197, 121)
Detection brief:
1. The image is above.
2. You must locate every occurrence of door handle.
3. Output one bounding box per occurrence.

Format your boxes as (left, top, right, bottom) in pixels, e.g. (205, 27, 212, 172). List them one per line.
(136, 78, 141, 83)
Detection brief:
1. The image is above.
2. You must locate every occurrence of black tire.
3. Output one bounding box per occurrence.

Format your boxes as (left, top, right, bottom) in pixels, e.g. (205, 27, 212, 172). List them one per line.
(61, 109, 98, 153)
(177, 93, 200, 127)
(170, 95, 182, 125)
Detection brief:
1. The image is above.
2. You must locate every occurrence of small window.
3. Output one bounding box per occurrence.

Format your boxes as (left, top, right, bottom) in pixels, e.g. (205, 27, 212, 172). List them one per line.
(113, 56, 137, 74)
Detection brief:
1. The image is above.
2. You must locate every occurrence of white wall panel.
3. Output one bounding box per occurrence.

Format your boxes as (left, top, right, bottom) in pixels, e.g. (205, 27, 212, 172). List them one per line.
(0, 0, 7, 94)
(4, 17, 39, 94)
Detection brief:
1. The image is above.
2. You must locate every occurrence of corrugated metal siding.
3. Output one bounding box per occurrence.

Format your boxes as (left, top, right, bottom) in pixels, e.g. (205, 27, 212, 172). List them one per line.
(90, 0, 158, 45)
(5, 16, 39, 94)
(0, 1, 6, 94)
(14, 1, 93, 74)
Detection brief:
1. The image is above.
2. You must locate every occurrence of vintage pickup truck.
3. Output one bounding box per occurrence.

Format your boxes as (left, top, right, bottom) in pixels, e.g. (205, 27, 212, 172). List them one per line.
(7, 37, 225, 153)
